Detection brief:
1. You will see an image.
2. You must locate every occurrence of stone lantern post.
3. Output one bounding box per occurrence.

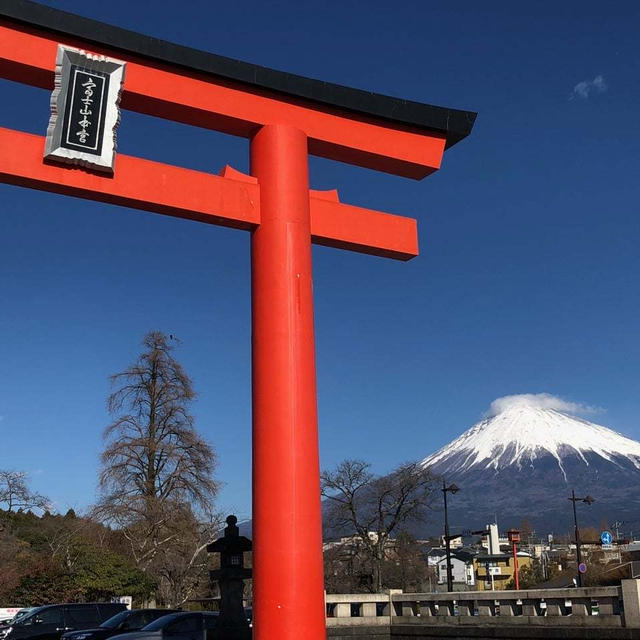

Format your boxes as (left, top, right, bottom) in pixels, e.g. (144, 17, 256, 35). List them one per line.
(208, 515, 252, 640)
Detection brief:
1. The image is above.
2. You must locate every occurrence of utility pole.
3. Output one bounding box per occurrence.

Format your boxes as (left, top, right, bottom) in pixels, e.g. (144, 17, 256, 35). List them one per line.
(568, 490, 594, 587)
(612, 521, 624, 542)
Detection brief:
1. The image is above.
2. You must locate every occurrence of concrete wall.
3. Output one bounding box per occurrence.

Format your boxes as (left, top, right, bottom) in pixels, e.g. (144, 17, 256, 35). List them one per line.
(328, 626, 640, 639)
(326, 581, 640, 630)
(621, 579, 640, 627)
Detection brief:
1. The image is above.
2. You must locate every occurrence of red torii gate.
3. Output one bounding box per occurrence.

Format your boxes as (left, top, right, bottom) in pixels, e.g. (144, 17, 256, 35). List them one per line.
(0, 2, 476, 637)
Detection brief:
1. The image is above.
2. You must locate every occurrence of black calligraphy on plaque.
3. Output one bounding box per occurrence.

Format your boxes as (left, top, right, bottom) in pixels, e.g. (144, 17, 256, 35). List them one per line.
(60, 66, 110, 156)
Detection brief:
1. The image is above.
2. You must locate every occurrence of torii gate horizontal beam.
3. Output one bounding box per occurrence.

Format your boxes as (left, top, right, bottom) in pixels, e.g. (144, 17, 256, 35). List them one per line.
(0, 127, 418, 260)
(0, 7, 475, 179)
(0, 2, 475, 150)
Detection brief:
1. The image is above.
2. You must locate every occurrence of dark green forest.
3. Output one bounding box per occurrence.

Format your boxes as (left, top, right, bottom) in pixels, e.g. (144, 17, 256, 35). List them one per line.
(0, 509, 156, 606)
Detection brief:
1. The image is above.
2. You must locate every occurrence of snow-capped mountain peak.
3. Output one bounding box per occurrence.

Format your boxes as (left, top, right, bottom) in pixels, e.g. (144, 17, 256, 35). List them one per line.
(421, 395, 640, 479)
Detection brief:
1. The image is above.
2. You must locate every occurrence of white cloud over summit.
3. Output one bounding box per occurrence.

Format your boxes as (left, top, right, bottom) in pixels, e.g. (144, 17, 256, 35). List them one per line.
(486, 393, 602, 418)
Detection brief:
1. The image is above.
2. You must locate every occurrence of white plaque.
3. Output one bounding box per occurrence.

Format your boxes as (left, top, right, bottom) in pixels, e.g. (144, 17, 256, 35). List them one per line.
(44, 45, 125, 172)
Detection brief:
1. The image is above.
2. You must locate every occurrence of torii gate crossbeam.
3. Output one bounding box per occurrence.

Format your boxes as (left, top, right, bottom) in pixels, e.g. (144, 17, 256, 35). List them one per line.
(0, 2, 476, 638)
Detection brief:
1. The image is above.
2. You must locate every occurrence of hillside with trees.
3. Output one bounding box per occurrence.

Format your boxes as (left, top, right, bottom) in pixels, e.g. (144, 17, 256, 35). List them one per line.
(0, 332, 222, 608)
(0, 508, 155, 605)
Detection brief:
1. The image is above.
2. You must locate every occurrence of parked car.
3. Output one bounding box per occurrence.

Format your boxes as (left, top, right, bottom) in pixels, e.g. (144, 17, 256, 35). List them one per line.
(0, 610, 39, 640)
(110, 612, 218, 640)
(61, 610, 180, 640)
(2, 604, 126, 640)
(10, 612, 38, 626)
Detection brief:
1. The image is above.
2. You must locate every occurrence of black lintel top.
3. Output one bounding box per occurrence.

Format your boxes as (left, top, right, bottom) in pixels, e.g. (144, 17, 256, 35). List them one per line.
(0, 0, 477, 149)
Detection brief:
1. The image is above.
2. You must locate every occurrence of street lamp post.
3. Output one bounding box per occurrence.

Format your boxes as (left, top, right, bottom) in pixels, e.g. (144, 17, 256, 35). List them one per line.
(568, 490, 594, 587)
(441, 479, 459, 592)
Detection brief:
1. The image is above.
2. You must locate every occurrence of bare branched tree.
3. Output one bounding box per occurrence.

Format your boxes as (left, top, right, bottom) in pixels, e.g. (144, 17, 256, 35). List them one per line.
(95, 331, 219, 573)
(0, 470, 50, 513)
(41, 511, 98, 572)
(321, 459, 437, 592)
(151, 506, 224, 607)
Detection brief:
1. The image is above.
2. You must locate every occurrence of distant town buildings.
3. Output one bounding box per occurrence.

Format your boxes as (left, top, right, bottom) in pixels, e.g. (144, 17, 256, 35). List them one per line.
(323, 522, 640, 593)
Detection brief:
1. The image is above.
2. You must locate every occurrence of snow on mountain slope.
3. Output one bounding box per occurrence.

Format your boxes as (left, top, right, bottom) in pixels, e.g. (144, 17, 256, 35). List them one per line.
(421, 394, 640, 479)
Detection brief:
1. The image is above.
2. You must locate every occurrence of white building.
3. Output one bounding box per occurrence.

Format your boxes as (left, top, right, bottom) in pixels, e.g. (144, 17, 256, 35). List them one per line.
(436, 550, 476, 588)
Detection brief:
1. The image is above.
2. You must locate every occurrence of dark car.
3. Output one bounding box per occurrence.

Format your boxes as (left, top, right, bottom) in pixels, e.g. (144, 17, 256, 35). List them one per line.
(0, 612, 39, 640)
(4, 604, 126, 640)
(109, 612, 219, 640)
(61, 610, 180, 640)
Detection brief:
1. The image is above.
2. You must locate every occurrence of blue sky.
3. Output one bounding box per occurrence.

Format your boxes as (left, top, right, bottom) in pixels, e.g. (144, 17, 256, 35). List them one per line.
(1, 0, 639, 522)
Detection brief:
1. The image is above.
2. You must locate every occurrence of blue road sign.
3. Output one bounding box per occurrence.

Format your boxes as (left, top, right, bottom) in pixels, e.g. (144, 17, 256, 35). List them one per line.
(578, 562, 587, 574)
(601, 531, 613, 545)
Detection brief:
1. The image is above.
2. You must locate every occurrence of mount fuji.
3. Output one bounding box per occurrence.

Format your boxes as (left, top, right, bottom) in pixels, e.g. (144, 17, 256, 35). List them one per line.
(421, 394, 640, 536)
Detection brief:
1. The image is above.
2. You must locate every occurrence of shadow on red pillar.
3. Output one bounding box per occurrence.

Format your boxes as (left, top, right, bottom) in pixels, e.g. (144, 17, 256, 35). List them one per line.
(250, 124, 326, 640)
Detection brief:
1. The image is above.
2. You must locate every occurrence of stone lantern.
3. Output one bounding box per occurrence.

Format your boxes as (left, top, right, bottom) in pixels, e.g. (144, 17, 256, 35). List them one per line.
(208, 515, 252, 640)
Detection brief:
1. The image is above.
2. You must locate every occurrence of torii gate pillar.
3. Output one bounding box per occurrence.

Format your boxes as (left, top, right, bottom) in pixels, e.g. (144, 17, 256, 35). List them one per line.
(250, 125, 325, 637)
